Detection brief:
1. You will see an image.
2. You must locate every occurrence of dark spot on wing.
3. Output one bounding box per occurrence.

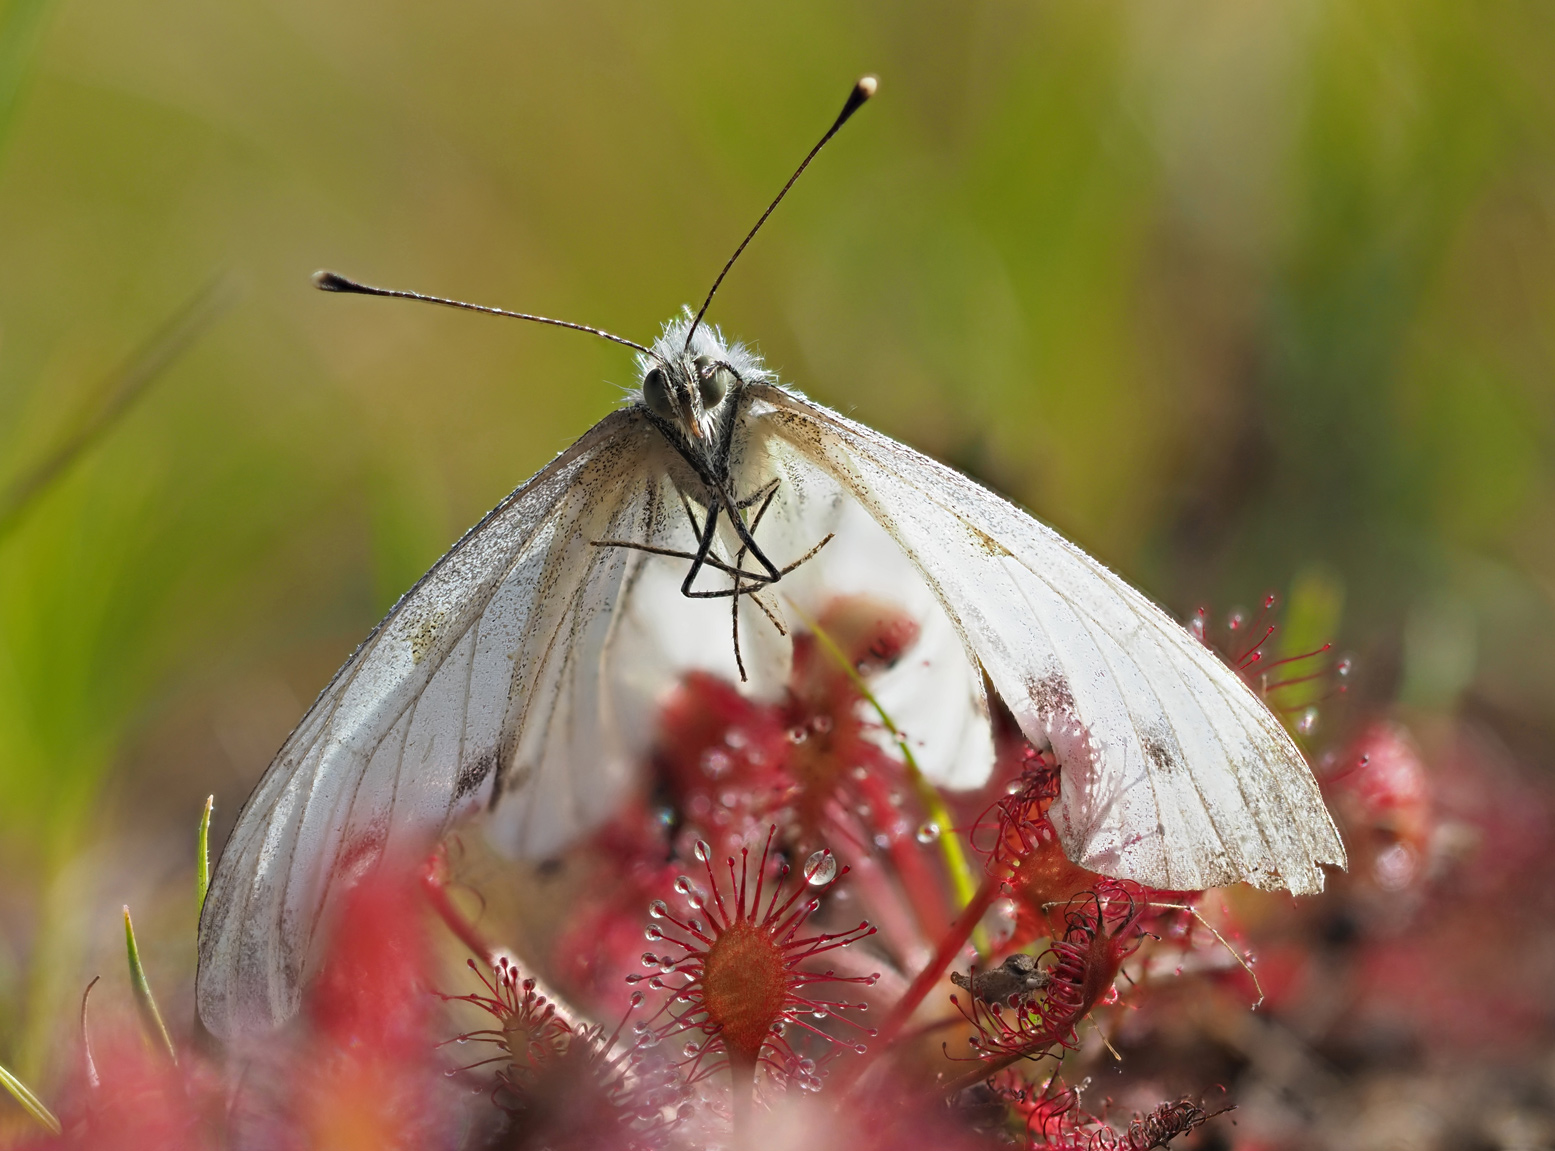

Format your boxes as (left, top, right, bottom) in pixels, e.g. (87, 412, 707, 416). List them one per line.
(1143, 734, 1179, 775)
(967, 523, 1011, 557)
(455, 750, 497, 802)
(1027, 673, 1077, 727)
(489, 758, 531, 810)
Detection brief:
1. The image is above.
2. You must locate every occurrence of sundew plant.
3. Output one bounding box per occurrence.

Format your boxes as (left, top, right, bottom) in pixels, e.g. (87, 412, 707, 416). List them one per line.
(6, 589, 1359, 1149)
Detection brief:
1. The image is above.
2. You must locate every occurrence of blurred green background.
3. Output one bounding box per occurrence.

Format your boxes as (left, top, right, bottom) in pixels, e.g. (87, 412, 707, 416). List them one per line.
(1, 0, 1552, 1095)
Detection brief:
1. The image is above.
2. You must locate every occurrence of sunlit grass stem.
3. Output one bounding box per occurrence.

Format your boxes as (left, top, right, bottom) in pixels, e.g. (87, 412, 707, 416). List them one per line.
(0, 1058, 60, 1135)
(124, 907, 177, 1063)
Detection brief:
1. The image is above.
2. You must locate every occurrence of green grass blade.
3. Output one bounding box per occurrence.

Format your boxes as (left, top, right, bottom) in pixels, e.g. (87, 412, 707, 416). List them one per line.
(195, 795, 213, 917)
(123, 907, 177, 1063)
(0, 1058, 61, 1135)
(0, 276, 235, 540)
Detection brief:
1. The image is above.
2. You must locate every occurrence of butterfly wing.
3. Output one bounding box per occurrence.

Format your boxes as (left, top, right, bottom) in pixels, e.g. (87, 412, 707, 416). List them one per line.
(749, 383, 1345, 894)
(197, 407, 670, 1039)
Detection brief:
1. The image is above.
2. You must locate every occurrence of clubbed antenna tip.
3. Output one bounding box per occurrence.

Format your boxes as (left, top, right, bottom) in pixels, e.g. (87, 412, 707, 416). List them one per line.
(836, 76, 878, 129)
(684, 73, 880, 351)
(312, 270, 360, 293)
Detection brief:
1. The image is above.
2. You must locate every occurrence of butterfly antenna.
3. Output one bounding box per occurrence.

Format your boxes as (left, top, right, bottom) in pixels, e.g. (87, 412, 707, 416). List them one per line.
(683, 75, 877, 352)
(312, 271, 651, 354)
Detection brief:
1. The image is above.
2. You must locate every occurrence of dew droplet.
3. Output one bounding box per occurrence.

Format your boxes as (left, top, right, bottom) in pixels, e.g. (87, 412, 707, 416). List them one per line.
(872, 833, 890, 849)
(693, 840, 712, 863)
(981, 897, 1018, 946)
(674, 876, 694, 895)
(850, 765, 869, 781)
(644, 925, 663, 941)
(1296, 708, 1319, 736)
(725, 728, 748, 750)
(1336, 657, 1353, 677)
(787, 726, 808, 744)
(683, 1042, 699, 1057)
(648, 900, 668, 919)
(641, 953, 658, 967)
(812, 714, 833, 734)
(804, 850, 837, 885)
(1227, 609, 1245, 631)
(915, 822, 941, 844)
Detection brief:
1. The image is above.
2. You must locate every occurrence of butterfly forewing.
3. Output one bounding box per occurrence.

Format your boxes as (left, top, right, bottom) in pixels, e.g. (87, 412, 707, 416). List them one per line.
(197, 408, 662, 1038)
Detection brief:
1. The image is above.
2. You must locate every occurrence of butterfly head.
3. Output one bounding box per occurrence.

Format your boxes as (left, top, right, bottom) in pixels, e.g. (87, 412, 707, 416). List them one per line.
(639, 353, 735, 444)
(637, 316, 768, 451)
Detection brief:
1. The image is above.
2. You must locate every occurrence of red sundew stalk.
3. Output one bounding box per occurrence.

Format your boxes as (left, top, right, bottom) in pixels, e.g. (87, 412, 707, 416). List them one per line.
(422, 854, 499, 967)
(848, 765, 956, 939)
(835, 866, 1009, 1097)
(1257, 645, 1334, 677)
(819, 802, 925, 958)
(821, 787, 948, 953)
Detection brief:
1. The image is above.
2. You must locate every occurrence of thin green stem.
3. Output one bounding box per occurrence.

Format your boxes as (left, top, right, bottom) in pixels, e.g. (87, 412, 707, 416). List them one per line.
(786, 599, 987, 952)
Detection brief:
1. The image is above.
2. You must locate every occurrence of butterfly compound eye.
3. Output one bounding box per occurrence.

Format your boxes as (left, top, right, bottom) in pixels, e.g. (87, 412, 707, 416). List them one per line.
(642, 366, 675, 420)
(697, 362, 732, 408)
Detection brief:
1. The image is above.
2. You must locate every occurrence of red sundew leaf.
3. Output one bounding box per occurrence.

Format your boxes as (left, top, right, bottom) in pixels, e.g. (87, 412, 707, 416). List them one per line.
(654, 670, 793, 837)
(306, 865, 434, 1055)
(299, 863, 459, 1150)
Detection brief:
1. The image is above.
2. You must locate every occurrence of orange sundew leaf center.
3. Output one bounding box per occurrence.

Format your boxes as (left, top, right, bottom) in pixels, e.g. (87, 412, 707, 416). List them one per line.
(700, 919, 790, 1062)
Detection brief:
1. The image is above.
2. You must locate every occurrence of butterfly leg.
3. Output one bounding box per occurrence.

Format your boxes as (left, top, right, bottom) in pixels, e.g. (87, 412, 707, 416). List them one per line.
(677, 491, 728, 598)
(715, 480, 782, 583)
(724, 481, 786, 681)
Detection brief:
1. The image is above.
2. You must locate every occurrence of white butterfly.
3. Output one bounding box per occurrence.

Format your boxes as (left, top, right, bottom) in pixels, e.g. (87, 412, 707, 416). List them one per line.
(197, 79, 1344, 1040)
